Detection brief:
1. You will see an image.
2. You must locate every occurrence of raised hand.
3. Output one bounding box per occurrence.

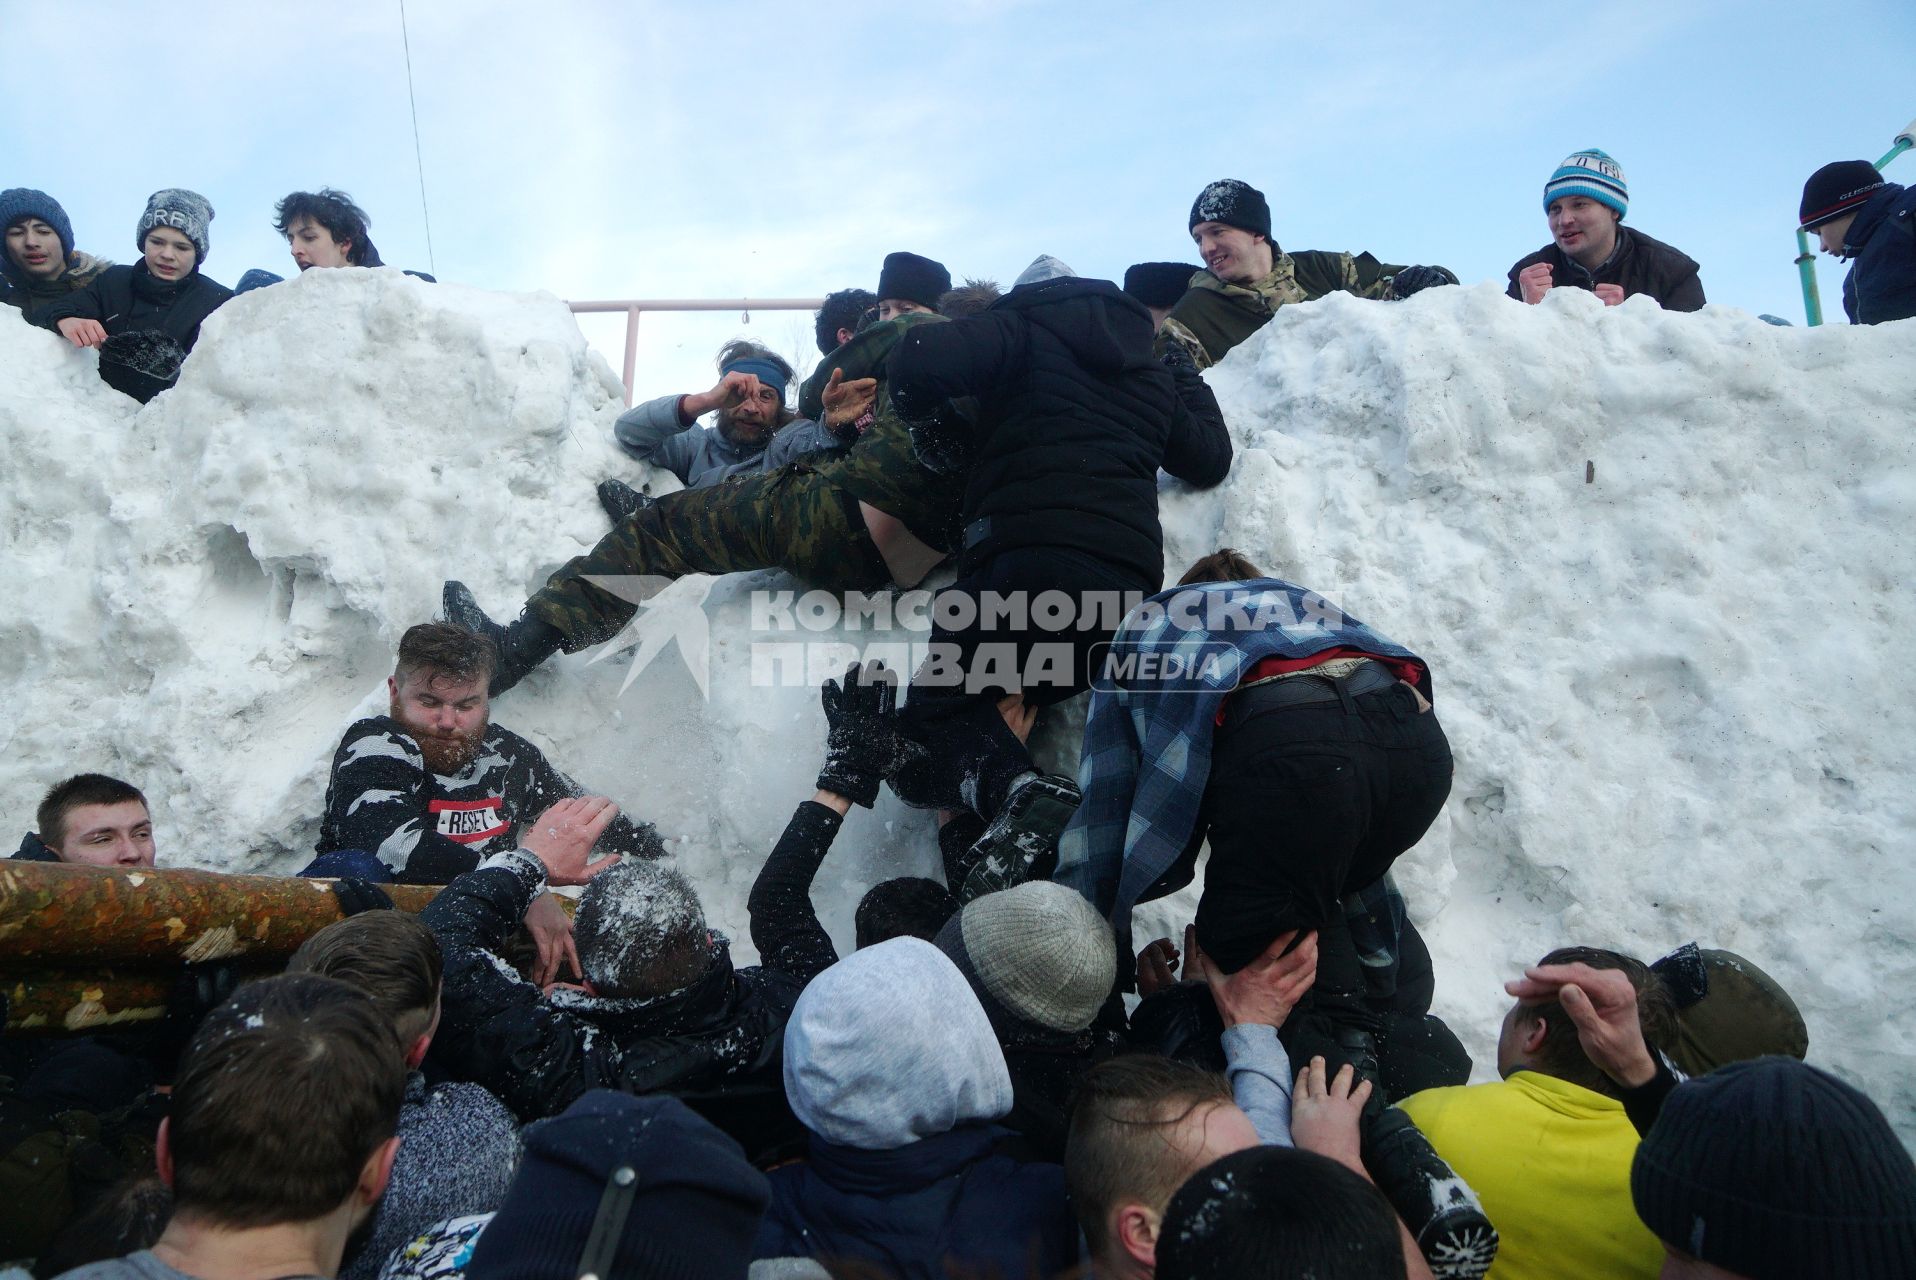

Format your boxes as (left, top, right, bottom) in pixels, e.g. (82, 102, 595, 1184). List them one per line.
(1291, 1055, 1373, 1175)
(521, 796, 622, 886)
(820, 366, 879, 431)
(1185, 925, 1318, 1029)
(1136, 937, 1182, 996)
(1506, 961, 1656, 1087)
(816, 660, 913, 808)
(1518, 261, 1554, 305)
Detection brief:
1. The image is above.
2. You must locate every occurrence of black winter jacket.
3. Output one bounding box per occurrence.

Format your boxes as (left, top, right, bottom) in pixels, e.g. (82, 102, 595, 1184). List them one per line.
(10, 832, 59, 862)
(1506, 226, 1705, 312)
(747, 800, 845, 987)
(1840, 182, 1916, 325)
(421, 851, 803, 1149)
(755, 1124, 1077, 1280)
(39, 262, 231, 350)
(887, 277, 1232, 584)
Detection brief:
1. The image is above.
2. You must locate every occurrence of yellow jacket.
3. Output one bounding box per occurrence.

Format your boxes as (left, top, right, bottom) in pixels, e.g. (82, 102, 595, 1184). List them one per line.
(1399, 1071, 1664, 1280)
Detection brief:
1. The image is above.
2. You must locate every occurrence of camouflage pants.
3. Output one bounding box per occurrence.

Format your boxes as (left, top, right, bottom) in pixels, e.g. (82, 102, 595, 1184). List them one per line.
(528, 464, 889, 650)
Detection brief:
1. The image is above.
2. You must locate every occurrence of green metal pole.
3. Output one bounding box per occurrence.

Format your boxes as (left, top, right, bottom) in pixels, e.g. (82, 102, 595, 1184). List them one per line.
(1797, 229, 1824, 327)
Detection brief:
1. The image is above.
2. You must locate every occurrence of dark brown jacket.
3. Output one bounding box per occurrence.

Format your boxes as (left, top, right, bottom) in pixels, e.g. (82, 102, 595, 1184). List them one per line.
(1506, 226, 1705, 312)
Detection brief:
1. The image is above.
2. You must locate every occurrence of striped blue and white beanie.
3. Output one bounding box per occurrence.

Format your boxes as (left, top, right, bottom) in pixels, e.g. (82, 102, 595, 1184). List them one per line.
(1544, 149, 1628, 217)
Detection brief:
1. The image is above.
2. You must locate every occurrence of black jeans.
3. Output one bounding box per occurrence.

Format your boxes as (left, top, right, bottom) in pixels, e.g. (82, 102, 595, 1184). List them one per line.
(891, 545, 1154, 818)
(1194, 679, 1453, 974)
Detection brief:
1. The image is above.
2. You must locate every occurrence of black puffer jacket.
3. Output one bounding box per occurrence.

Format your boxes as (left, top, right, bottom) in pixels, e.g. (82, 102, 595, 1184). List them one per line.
(39, 261, 232, 350)
(888, 276, 1232, 584)
(420, 851, 803, 1156)
(1505, 225, 1705, 312)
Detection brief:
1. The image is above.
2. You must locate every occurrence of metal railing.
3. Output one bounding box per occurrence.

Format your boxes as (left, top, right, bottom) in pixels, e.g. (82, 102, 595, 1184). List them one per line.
(566, 297, 825, 405)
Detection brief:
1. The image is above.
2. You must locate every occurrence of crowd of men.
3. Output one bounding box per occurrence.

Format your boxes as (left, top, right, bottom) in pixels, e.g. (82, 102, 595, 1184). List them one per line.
(3, 150, 1914, 1280)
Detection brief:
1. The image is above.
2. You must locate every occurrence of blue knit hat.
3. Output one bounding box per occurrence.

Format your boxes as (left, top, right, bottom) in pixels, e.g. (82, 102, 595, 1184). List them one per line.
(0, 188, 76, 275)
(1544, 149, 1628, 217)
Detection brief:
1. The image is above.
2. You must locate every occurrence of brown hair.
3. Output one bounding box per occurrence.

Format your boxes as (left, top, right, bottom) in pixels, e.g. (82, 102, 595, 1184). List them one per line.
(1517, 946, 1677, 1097)
(937, 278, 1002, 319)
(573, 860, 712, 999)
(37, 773, 148, 850)
(394, 622, 496, 690)
(1177, 548, 1263, 585)
(1064, 1054, 1235, 1257)
(167, 974, 405, 1228)
(287, 911, 443, 1045)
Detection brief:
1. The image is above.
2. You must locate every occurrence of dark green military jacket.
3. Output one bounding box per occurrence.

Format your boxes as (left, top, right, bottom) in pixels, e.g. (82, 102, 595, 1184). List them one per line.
(800, 313, 968, 552)
(1154, 249, 1405, 370)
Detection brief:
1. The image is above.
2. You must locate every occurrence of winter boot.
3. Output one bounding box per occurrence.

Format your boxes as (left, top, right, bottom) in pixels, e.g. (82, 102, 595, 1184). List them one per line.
(1362, 1104, 1499, 1280)
(957, 772, 1081, 904)
(596, 477, 653, 525)
(442, 580, 565, 696)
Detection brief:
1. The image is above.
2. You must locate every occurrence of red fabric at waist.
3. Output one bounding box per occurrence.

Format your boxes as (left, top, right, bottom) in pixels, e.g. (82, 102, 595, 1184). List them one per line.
(1216, 648, 1428, 726)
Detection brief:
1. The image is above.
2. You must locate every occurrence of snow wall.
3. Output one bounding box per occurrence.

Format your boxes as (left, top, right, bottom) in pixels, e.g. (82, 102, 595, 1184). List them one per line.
(2, 270, 1912, 1138)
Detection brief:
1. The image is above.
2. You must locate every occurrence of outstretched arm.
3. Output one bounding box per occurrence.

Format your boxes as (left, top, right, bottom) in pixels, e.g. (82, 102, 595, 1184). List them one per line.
(748, 794, 850, 986)
(1188, 928, 1319, 1145)
(1157, 349, 1233, 488)
(1506, 961, 1681, 1134)
(886, 312, 1021, 424)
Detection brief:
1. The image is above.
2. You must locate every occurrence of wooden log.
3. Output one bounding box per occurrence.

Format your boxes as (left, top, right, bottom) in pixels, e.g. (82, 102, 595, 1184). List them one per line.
(0, 861, 442, 967)
(5, 969, 278, 1034)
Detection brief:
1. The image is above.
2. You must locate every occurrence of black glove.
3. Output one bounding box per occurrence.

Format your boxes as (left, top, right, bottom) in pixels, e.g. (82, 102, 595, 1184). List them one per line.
(1387, 265, 1459, 300)
(331, 877, 396, 916)
(1157, 340, 1199, 375)
(903, 406, 974, 476)
(99, 330, 188, 380)
(816, 660, 913, 807)
(148, 960, 248, 1083)
(1650, 941, 1709, 1008)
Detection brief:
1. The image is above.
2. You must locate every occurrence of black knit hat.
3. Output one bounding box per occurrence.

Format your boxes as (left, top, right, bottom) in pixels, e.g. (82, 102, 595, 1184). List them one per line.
(1799, 160, 1887, 229)
(1123, 262, 1201, 309)
(877, 251, 952, 310)
(467, 1090, 770, 1280)
(1631, 1057, 1916, 1280)
(1189, 179, 1272, 240)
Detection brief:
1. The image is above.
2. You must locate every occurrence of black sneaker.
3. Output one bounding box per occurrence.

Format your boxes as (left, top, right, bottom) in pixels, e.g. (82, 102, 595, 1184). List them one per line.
(596, 478, 653, 524)
(1362, 1104, 1499, 1280)
(957, 773, 1081, 903)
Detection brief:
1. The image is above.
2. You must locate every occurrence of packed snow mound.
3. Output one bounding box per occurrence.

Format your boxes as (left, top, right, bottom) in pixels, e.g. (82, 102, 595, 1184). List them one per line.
(2, 273, 1912, 1138)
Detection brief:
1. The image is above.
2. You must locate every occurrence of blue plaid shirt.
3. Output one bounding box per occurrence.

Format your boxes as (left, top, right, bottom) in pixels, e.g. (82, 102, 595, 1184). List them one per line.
(1056, 578, 1429, 969)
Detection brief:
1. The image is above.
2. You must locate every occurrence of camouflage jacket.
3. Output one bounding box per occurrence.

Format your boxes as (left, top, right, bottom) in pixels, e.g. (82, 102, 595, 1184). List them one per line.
(1155, 250, 1405, 369)
(801, 313, 969, 552)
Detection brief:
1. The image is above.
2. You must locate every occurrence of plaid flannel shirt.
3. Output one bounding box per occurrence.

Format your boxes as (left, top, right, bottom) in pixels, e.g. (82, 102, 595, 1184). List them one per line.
(1055, 579, 1429, 972)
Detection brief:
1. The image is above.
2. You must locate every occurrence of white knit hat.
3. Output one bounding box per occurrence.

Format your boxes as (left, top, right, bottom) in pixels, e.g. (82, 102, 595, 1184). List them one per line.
(936, 882, 1116, 1035)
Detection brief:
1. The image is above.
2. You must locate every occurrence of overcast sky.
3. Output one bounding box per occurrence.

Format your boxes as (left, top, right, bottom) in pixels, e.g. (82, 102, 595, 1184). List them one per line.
(6, 0, 1913, 396)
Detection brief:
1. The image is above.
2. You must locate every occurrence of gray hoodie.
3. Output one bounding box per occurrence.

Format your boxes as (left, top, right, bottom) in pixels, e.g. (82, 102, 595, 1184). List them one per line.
(781, 937, 1012, 1150)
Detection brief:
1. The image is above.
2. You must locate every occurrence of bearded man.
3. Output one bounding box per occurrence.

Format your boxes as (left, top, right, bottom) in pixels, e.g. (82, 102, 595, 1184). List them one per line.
(606, 338, 847, 492)
(309, 622, 666, 886)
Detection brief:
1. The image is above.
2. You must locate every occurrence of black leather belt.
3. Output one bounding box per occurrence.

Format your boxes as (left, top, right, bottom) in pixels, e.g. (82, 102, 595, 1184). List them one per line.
(1220, 659, 1399, 733)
